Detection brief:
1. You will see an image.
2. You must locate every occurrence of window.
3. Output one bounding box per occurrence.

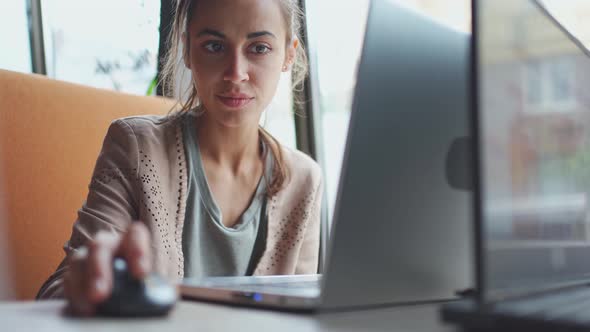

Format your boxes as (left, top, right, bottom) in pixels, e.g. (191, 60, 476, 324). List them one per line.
(306, 0, 370, 220)
(40, 0, 161, 95)
(261, 73, 297, 150)
(524, 57, 576, 113)
(526, 62, 543, 104)
(307, 0, 471, 224)
(551, 59, 574, 101)
(0, 2, 32, 73)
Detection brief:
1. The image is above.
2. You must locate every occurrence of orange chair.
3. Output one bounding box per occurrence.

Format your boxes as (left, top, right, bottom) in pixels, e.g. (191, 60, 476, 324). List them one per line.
(0, 69, 175, 299)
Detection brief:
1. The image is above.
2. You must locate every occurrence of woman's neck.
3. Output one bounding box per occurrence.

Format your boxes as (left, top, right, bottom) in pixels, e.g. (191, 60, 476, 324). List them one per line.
(194, 113, 262, 175)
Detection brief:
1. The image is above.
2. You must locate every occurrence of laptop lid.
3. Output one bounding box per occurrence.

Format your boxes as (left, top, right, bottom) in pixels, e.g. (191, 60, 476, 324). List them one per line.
(474, 0, 590, 302)
(319, 0, 472, 309)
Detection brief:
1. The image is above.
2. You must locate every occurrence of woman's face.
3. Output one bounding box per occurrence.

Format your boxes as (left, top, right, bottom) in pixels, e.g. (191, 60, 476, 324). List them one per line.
(185, 0, 295, 128)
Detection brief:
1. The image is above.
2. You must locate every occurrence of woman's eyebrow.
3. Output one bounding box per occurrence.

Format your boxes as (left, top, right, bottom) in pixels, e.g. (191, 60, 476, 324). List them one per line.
(247, 31, 276, 39)
(196, 29, 276, 39)
(197, 29, 225, 38)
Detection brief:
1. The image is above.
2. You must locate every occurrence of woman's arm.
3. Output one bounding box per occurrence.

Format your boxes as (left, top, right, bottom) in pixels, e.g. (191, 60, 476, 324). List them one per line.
(36, 119, 141, 299)
(294, 177, 323, 275)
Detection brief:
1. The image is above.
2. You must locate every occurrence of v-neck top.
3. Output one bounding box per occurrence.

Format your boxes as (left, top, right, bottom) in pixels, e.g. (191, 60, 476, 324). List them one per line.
(181, 114, 273, 278)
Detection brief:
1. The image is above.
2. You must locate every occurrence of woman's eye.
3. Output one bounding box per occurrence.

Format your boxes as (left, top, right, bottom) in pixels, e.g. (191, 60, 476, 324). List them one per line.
(249, 44, 271, 55)
(204, 42, 224, 53)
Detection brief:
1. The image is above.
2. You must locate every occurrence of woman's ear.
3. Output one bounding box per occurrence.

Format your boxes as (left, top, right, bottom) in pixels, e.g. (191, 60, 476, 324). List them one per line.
(182, 32, 191, 69)
(282, 37, 298, 72)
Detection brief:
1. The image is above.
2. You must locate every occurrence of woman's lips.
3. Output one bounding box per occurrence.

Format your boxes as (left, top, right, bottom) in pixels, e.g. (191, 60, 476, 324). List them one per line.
(217, 95, 254, 108)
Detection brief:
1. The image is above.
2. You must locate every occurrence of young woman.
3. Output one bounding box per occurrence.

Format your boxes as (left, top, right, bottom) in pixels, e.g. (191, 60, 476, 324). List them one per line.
(37, 0, 323, 315)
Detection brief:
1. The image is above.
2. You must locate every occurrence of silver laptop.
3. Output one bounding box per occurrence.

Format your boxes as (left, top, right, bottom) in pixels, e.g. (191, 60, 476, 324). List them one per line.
(181, 0, 473, 312)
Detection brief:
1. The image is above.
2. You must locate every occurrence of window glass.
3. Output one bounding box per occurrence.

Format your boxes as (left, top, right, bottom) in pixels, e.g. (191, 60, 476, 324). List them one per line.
(306, 0, 370, 219)
(41, 0, 160, 95)
(261, 73, 297, 150)
(0, 2, 32, 73)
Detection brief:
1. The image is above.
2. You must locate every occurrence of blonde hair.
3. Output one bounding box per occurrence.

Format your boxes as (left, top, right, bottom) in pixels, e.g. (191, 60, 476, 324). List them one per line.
(160, 0, 309, 196)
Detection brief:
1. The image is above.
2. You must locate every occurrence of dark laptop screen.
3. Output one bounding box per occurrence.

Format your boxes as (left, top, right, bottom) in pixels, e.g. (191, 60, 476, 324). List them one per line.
(478, 0, 590, 299)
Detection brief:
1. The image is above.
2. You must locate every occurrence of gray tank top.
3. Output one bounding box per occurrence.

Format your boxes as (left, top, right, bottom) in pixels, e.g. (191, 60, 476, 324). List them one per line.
(181, 114, 272, 278)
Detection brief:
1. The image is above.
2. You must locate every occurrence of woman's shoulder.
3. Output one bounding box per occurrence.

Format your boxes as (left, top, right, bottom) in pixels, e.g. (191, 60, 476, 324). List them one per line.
(112, 112, 183, 134)
(104, 112, 194, 146)
(279, 145, 323, 187)
(103, 113, 187, 159)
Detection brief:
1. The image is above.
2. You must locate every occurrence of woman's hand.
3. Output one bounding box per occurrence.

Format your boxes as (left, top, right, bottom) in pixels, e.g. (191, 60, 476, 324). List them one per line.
(63, 222, 152, 316)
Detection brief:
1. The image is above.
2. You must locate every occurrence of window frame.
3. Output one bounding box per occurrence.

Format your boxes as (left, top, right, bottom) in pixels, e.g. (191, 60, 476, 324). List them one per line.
(27, 0, 47, 75)
(296, 0, 329, 273)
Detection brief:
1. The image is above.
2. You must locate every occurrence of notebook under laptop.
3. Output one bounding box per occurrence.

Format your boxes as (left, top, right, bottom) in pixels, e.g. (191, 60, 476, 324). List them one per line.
(441, 0, 590, 330)
(181, 0, 473, 312)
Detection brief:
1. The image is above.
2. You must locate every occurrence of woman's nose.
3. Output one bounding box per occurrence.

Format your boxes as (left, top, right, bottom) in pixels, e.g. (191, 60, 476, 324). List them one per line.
(223, 52, 249, 83)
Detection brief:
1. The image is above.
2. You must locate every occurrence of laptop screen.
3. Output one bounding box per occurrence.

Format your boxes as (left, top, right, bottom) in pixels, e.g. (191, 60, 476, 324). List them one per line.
(477, 0, 590, 299)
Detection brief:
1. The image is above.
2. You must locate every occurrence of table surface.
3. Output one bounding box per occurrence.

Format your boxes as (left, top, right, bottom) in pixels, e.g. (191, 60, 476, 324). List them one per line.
(0, 299, 461, 332)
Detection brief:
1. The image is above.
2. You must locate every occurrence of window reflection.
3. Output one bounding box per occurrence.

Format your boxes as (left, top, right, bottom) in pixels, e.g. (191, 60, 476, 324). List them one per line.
(481, 0, 590, 243)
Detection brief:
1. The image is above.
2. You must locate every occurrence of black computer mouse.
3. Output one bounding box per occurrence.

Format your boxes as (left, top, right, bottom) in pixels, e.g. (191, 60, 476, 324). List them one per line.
(95, 257, 177, 317)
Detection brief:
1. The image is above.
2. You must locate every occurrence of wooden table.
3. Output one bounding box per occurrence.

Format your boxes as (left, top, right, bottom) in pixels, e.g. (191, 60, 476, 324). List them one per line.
(0, 300, 460, 332)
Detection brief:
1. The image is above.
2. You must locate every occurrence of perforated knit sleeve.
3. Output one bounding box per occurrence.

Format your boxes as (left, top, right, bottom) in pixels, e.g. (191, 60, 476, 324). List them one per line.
(294, 176, 323, 274)
(36, 119, 140, 299)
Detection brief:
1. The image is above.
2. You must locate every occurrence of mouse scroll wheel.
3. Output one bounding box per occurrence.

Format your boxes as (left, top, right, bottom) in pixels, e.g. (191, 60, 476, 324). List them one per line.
(113, 257, 127, 271)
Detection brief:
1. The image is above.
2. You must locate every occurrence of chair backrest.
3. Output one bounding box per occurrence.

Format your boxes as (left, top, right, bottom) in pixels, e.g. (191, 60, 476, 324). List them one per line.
(0, 165, 14, 300)
(0, 69, 175, 299)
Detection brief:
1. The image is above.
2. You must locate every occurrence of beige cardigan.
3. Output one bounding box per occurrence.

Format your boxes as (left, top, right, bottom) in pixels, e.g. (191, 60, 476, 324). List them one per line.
(37, 113, 323, 299)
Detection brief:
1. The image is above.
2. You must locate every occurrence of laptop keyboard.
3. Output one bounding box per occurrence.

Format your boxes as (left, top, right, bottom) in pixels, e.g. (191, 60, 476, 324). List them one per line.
(228, 280, 320, 290)
(211, 279, 321, 298)
(185, 275, 323, 297)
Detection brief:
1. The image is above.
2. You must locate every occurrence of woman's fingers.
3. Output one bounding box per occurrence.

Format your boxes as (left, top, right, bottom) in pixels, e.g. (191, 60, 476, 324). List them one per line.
(65, 247, 94, 316)
(86, 232, 119, 303)
(117, 222, 152, 279)
(63, 222, 152, 316)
